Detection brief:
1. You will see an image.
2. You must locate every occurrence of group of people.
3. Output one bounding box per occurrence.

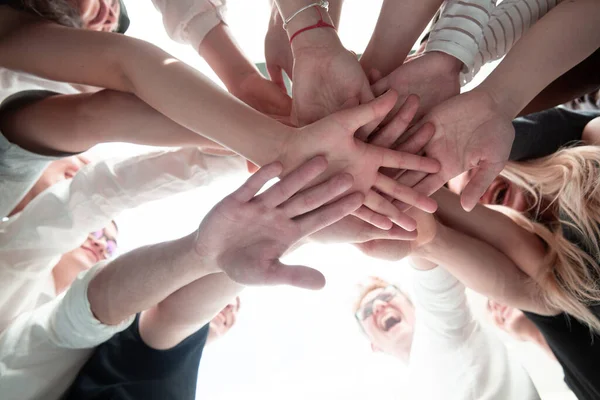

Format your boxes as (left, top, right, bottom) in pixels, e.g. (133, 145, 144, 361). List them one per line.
(0, 0, 599, 399)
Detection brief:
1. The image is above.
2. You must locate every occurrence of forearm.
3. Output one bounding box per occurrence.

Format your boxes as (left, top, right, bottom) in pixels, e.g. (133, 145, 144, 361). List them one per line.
(139, 272, 243, 349)
(415, 223, 547, 313)
(479, 0, 600, 118)
(0, 22, 291, 166)
(464, 0, 559, 85)
(432, 188, 547, 279)
(361, 0, 444, 76)
(198, 23, 261, 93)
(88, 233, 218, 325)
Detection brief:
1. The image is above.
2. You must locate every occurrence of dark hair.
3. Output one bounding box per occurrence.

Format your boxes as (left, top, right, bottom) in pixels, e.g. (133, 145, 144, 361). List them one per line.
(20, 0, 82, 28)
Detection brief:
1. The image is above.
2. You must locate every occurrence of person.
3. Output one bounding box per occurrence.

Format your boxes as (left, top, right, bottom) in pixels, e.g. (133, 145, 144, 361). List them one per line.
(486, 299, 555, 360)
(64, 296, 242, 399)
(354, 269, 539, 400)
(394, 0, 600, 211)
(0, 1, 441, 228)
(0, 155, 365, 400)
(0, 148, 245, 332)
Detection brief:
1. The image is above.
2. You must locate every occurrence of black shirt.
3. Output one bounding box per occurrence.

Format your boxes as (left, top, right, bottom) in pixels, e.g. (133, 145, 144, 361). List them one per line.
(524, 310, 600, 400)
(64, 314, 210, 400)
(510, 108, 600, 162)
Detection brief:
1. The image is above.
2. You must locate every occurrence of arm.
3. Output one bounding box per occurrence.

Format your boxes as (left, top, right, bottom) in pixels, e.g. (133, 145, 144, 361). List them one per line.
(464, 0, 560, 85)
(0, 89, 233, 155)
(0, 149, 244, 328)
(360, 0, 444, 77)
(0, 16, 289, 166)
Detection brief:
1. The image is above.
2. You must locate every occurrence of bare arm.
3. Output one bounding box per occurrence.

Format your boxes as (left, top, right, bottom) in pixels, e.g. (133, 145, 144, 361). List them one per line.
(415, 219, 554, 315)
(479, 0, 600, 119)
(0, 89, 231, 155)
(0, 15, 289, 166)
(360, 0, 444, 77)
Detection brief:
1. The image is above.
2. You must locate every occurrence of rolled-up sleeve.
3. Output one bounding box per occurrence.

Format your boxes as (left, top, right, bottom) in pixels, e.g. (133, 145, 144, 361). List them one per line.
(152, 0, 227, 50)
(0, 264, 133, 400)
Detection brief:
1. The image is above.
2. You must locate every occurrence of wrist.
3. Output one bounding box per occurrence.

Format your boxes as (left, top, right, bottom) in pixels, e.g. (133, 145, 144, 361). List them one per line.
(424, 50, 463, 76)
(188, 232, 221, 276)
(476, 79, 523, 119)
(285, 7, 340, 54)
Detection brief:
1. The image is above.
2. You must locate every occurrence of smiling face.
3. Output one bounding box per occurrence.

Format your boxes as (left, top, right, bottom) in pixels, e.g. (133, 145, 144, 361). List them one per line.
(71, 0, 120, 31)
(448, 172, 529, 212)
(356, 284, 415, 362)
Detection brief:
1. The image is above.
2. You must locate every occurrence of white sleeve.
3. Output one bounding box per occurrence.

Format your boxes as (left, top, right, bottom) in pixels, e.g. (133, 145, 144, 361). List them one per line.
(0, 149, 244, 328)
(152, 0, 227, 50)
(408, 264, 540, 400)
(0, 264, 133, 400)
(463, 0, 560, 84)
(425, 0, 496, 78)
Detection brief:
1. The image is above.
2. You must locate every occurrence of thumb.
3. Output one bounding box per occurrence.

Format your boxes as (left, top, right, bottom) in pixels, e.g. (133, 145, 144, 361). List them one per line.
(266, 261, 326, 290)
(267, 63, 288, 94)
(461, 162, 504, 211)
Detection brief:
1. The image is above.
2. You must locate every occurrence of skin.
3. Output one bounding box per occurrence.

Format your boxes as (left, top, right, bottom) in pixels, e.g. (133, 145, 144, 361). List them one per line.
(357, 286, 415, 362)
(73, 0, 120, 32)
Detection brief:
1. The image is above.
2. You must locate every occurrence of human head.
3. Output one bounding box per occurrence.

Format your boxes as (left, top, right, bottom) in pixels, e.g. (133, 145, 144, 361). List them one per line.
(447, 172, 529, 212)
(21, 0, 122, 31)
(9, 154, 90, 216)
(207, 297, 241, 344)
(353, 277, 415, 362)
(486, 300, 542, 343)
(53, 221, 119, 294)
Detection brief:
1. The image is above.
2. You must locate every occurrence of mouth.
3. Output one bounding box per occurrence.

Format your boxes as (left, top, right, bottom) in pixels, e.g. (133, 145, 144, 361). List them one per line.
(378, 312, 401, 332)
(81, 246, 99, 263)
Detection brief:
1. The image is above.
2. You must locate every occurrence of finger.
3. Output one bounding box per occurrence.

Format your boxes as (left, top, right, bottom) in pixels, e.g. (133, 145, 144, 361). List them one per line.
(411, 173, 449, 197)
(461, 162, 504, 212)
(281, 173, 354, 217)
(334, 90, 398, 137)
(379, 147, 440, 172)
(370, 94, 420, 148)
(267, 64, 288, 94)
(354, 240, 411, 262)
(374, 173, 438, 213)
(352, 205, 393, 230)
(368, 68, 383, 85)
(265, 262, 326, 290)
(392, 171, 429, 212)
(356, 84, 385, 139)
(371, 76, 390, 97)
(232, 161, 283, 203)
(296, 191, 364, 236)
(394, 122, 435, 154)
(364, 190, 417, 231)
(255, 156, 328, 208)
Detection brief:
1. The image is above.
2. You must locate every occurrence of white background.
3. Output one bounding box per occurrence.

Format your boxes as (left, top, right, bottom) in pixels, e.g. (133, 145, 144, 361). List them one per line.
(92, 1, 577, 399)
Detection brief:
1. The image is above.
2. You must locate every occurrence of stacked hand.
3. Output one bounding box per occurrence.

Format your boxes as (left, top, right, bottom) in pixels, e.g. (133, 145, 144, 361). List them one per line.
(194, 157, 363, 290)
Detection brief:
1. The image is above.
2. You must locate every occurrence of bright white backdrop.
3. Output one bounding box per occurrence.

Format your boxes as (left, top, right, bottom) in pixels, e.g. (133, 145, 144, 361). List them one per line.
(89, 1, 576, 399)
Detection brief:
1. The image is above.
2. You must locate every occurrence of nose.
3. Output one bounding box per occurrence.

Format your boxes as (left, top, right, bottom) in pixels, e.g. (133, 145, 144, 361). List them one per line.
(372, 300, 388, 315)
(89, 236, 108, 258)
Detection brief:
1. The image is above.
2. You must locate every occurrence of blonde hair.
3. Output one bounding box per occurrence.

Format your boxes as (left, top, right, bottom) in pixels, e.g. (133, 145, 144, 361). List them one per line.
(498, 145, 600, 331)
(19, 0, 82, 28)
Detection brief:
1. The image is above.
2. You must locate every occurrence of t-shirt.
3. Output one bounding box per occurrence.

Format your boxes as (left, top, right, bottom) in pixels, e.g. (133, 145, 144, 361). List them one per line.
(523, 219, 600, 400)
(64, 314, 210, 400)
(510, 108, 600, 162)
(524, 310, 600, 400)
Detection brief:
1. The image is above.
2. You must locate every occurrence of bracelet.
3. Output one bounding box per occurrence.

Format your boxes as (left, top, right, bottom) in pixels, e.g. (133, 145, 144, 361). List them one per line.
(283, 0, 329, 30)
(289, 10, 336, 44)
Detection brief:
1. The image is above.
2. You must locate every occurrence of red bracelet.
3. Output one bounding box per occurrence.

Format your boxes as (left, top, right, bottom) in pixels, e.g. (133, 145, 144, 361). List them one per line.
(289, 6, 336, 44)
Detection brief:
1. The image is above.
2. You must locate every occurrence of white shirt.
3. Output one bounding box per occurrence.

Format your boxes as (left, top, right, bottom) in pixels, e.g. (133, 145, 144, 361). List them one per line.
(152, 0, 227, 51)
(0, 149, 244, 400)
(426, 0, 561, 84)
(408, 266, 540, 400)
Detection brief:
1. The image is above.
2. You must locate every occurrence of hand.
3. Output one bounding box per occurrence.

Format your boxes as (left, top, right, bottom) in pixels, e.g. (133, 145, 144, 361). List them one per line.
(372, 51, 461, 121)
(231, 72, 292, 116)
(354, 208, 438, 261)
(194, 156, 363, 290)
(402, 89, 515, 211)
(281, 90, 440, 231)
(291, 35, 378, 139)
(265, 4, 293, 93)
(309, 215, 417, 244)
